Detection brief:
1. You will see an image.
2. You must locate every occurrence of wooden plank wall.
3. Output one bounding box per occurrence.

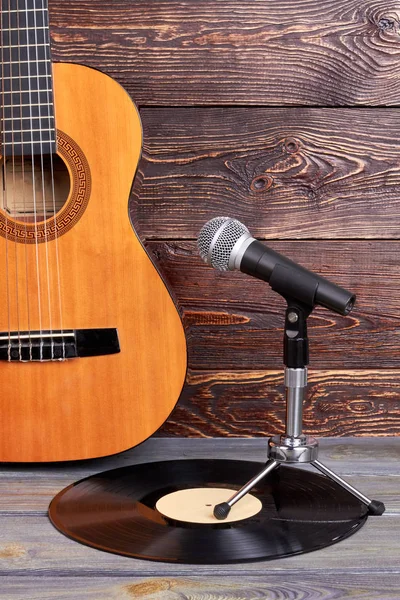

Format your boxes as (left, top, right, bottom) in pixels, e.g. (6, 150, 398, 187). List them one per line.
(49, 0, 400, 438)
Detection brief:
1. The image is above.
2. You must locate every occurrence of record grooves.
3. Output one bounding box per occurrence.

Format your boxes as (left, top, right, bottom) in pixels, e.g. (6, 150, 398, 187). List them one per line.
(48, 459, 368, 563)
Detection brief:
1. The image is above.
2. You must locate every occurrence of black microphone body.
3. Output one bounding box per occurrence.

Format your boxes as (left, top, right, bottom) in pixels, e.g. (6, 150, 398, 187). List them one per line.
(241, 239, 355, 315)
(197, 217, 355, 316)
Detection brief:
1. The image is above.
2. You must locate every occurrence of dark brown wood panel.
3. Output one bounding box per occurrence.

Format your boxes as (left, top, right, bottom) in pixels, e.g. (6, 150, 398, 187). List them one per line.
(148, 241, 400, 369)
(45, 0, 400, 437)
(158, 370, 400, 437)
(132, 108, 400, 239)
(49, 0, 400, 106)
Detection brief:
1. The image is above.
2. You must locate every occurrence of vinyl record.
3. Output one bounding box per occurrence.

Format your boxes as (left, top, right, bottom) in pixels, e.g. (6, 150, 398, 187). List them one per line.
(48, 459, 368, 564)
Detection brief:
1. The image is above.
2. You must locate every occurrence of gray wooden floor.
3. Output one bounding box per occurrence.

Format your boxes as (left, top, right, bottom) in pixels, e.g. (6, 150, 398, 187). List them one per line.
(0, 437, 399, 599)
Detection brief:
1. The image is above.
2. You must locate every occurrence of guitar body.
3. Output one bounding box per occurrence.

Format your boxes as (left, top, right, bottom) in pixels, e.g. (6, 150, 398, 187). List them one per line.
(0, 63, 187, 461)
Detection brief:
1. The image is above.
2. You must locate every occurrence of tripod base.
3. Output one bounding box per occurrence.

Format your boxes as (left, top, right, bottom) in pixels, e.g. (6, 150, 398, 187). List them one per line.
(214, 436, 386, 520)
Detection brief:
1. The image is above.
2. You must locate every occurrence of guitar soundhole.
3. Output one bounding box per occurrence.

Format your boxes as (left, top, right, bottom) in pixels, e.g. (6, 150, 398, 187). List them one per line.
(0, 153, 70, 223)
(0, 131, 91, 244)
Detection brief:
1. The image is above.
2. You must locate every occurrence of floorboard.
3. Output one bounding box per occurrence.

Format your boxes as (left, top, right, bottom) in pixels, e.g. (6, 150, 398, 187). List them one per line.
(0, 437, 399, 598)
(2, 574, 400, 600)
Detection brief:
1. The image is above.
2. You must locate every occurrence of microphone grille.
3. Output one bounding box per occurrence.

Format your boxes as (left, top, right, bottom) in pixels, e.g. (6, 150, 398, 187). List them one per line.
(197, 216, 230, 261)
(197, 217, 250, 270)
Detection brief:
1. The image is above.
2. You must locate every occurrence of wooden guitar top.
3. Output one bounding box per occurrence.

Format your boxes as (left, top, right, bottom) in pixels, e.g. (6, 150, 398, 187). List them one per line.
(0, 63, 187, 461)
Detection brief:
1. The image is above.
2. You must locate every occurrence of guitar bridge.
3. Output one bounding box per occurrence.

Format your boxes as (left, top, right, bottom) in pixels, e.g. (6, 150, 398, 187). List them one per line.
(0, 329, 120, 361)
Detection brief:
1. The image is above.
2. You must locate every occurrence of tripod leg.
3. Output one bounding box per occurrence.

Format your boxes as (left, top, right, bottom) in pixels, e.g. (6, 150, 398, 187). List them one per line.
(312, 459, 385, 516)
(214, 459, 280, 520)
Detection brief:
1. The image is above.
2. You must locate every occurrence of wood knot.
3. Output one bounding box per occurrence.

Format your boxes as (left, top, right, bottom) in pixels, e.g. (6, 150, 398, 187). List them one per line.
(123, 580, 173, 597)
(376, 16, 400, 34)
(284, 138, 300, 154)
(0, 543, 26, 558)
(349, 400, 375, 413)
(250, 174, 273, 192)
(307, 188, 317, 201)
(378, 18, 395, 30)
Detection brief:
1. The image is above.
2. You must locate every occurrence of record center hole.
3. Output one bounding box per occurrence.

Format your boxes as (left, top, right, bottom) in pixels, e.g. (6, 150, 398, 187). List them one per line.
(1, 153, 70, 223)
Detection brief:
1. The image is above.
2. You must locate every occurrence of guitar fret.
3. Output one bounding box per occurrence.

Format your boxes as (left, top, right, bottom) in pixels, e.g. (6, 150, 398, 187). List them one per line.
(2, 134, 56, 139)
(3, 141, 56, 147)
(2, 140, 56, 144)
(2, 104, 53, 112)
(1, 56, 51, 68)
(2, 74, 51, 79)
(2, 59, 49, 64)
(3, 137, 57, 146)
(7, 8, 46, 11)
(2, 127, 55, 135)
(3, 128, 55, 133)
(3, 26, 48, 31)
(2, 138, 56, 143)
(2, 89, 53, 95)
(2, 102, 53, 106)
(2, 116, 44, 121)
(7, 48, 48, 59)
(3, 114, 54, 119)
(2, 44, 49, 49)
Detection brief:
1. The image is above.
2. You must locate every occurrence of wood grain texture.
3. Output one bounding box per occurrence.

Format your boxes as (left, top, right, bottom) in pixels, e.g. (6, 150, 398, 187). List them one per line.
(20, 2, 400, 438)
(132, 108, 400, 239)
(45, 0, 400, 437)
(158, 370, 400, 437)
(48, 0, 400, 106)
(131, 107, 400, 437)
(2, 575, 400, 600)
(0, 63, 187, 461)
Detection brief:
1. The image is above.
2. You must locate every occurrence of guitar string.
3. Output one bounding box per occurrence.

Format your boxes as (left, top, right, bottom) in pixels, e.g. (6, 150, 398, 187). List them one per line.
(41, 0, 65, 359)
(9, 0, 22, 360)
(33, 0, 54, 360)
(1, 1, 12, 359)
(24, 0, 44, 360)
(17, 0, 32, 359)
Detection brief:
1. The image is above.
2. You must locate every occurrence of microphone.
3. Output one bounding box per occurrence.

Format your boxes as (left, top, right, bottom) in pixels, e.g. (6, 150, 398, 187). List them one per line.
(197, 217, 355, 316)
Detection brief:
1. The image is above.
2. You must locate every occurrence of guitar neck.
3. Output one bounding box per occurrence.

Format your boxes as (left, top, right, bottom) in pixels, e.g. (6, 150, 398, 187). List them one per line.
(1, 0, 56, 157)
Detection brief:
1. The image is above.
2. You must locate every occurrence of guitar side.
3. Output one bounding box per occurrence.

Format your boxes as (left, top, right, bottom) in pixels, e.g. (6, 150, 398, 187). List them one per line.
(0, 63, 187, 461)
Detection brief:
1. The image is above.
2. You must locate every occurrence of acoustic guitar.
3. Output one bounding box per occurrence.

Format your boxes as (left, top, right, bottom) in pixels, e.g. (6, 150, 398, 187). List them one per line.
(0, 0, 187, 461)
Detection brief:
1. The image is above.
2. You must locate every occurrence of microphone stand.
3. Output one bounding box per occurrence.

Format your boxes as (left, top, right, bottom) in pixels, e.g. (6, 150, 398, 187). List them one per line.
(213, 298, 386, 520)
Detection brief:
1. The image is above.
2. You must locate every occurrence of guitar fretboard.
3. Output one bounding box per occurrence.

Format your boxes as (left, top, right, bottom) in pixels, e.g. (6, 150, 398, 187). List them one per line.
(0, 0, 56, 156)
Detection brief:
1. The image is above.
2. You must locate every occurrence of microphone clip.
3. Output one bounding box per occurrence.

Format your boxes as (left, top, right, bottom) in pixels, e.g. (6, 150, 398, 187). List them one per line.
(283, 298, 312, 369)
(269, 261, 319, 368)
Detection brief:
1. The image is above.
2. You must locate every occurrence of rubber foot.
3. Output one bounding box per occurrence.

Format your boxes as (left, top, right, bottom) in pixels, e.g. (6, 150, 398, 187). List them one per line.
(368, 500, 386, 516)
(213, 502, 231, 520)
